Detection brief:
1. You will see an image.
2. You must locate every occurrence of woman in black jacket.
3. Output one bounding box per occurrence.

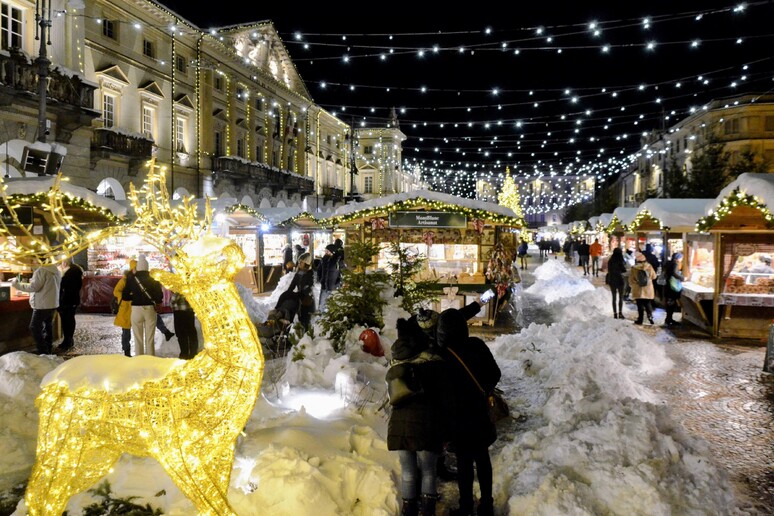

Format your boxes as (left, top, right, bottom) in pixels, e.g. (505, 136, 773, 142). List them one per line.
(387, 317, 454, 516)
(664, 252, 685, 326)
(606, 248, 628, 319)
(437, 309, 502, 516)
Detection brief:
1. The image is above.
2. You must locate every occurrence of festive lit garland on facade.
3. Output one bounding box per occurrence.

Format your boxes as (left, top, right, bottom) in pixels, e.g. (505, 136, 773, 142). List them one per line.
(696, 188, 774, 232)
(321, 198, 524, 228)
(605, 215, 622, 234)
(627, 209, 659, 232)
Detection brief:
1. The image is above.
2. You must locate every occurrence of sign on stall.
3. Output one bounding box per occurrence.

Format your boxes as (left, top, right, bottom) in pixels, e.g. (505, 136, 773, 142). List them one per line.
(388, 211, 467, 228)
(0, 205, 34, 226)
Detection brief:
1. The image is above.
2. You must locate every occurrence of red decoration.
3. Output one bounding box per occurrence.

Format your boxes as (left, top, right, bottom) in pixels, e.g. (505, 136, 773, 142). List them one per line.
(371, 217, 387, 230)
(359, 329, 384, 357)
(422, 231, 435, 246)
(473, 219, 485, 234)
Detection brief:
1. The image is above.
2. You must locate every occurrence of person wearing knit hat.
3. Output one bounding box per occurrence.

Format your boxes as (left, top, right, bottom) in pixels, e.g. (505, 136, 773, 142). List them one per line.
(629, 251, 657, 325)
(318, 245, 342, 313)
(126, 253, 164, 355)
(386, 317, 454, 516)
(415, 308, 440, 344)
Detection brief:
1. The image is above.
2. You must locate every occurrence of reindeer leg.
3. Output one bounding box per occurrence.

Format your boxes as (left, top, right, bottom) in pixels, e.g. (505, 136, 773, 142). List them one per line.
(155, 450, 237, 516)
(25, 425, 121, 516)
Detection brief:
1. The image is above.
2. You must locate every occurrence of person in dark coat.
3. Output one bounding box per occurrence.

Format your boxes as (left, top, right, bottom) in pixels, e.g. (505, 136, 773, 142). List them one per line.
(387, 317, 454, 516)
(56, 258, 83, 351)
(437, 308, 502, 516)
(171, 292, 198, 359)
(280, 252, 315, 330)
(282, 243, 294, 275)
(605, 248, 627, 319)
(663, 252, 685, 327)
(577, 240, 591, 276)
(318, 244, 342, 312)
(125, 254, 163, 355)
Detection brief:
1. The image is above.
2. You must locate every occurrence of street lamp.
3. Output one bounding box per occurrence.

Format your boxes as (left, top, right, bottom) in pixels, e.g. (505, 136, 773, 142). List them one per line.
(344, 118, 362, 203)
(34, 0, 53, 143)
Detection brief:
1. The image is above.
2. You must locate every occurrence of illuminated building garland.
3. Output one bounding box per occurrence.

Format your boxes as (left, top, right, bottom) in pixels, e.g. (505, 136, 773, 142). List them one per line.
(224, 203, 267, 221)
(23, 160, 264, 516)
(696, 187, 774, 232)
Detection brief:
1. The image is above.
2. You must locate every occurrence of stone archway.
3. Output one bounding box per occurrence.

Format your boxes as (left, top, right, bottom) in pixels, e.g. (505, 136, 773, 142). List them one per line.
(96, 178, 126, 201)
(240, 195, 254, 208)
(259, 197, 272, 208)
(276, 199, 287, 208)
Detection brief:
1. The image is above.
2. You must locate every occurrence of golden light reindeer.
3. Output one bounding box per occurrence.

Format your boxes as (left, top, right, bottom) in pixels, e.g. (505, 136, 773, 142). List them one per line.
(19, 160, 265, 515)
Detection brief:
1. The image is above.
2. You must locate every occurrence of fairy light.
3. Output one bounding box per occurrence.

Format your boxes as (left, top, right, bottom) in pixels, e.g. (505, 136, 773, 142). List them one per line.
(0, 175, 123, 266)
(696, 187, 774, 232)
(23, 160, 265, 515)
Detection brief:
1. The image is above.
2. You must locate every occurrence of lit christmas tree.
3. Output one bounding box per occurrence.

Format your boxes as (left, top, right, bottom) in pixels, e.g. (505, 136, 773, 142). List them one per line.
(498, 167, 523, 219)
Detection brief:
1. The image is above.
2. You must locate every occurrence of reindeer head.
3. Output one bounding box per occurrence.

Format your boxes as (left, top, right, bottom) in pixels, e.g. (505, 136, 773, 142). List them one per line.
(156, 235, 245, 295)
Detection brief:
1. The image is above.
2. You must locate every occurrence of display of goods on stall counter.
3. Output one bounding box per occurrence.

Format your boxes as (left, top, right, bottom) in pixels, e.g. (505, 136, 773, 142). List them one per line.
(724, 275, 774, 294)
(371, 228, 476, 244)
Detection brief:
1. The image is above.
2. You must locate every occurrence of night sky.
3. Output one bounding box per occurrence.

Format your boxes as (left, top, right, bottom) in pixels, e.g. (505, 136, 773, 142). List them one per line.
(156, 1, 774, 197)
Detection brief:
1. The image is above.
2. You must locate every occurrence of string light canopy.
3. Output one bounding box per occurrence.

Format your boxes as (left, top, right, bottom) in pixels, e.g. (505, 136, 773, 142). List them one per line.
(103, 1, 774, 208)
(23, 160, 265, 515)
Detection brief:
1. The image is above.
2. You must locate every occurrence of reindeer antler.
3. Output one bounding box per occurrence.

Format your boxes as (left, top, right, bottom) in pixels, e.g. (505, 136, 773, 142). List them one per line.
(127, 159, 212, 261)
(0, 173, 122, 266)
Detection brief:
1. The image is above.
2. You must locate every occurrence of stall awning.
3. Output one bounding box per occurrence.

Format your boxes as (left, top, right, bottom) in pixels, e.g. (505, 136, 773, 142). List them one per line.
(607, 207, 639, 233)
(323, 189, 523, 227)
(2, 176, 127, 221)
(698, 172, 774, 231)
(630, 198, 713, 233)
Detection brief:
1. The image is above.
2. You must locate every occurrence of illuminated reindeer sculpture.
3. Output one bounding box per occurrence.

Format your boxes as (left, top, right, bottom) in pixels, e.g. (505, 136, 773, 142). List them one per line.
(12, 162, 265, 515)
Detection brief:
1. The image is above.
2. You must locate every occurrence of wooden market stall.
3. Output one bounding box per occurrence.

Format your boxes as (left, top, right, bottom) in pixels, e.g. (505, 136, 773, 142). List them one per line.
(255, 208, 331, 293)
(606, 207, 639, 253)
(322, 190, 524, 325)
(696, 173, 774, 340)
(628, 198, 714, 331)
(1, 177, 126, 352)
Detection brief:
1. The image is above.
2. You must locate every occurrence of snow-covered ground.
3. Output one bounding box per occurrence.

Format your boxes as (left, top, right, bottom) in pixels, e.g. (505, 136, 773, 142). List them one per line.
(1, 260, 739, 515)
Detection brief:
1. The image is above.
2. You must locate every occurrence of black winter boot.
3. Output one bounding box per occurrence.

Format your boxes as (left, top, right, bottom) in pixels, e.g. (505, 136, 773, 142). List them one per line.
(477, 497, 495, 516)
(401, 498, 418, 516)
(419, 494, 437, 515)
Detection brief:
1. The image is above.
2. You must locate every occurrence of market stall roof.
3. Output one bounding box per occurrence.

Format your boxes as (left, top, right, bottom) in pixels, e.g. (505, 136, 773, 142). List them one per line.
(324, 189, 523, 227)
(697, 172, 774, 231)
(599, 213, 615, 228)
(259, 207, 321, 229)
(631, 198, 713, 233)
(2, 176, 127, 221)
(607, 207, 639, 233)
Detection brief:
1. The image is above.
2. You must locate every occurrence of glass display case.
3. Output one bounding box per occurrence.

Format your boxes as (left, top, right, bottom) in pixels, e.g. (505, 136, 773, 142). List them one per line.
(718, 236, 774, 308)
(377, 242, 484, 283)
(262, 233, 289, 266)
(229, 233, 258, 266)
(686, 238, 714, 289)
(87, 235, 167, 276)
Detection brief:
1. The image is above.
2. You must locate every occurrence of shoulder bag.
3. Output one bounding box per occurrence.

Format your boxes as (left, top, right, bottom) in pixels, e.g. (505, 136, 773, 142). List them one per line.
(447, 348, 509, 424)
(135, 276, 163, 313)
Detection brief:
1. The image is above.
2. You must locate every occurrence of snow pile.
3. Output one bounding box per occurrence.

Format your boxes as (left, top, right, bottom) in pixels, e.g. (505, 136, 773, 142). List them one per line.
(2, 257, 740, 515)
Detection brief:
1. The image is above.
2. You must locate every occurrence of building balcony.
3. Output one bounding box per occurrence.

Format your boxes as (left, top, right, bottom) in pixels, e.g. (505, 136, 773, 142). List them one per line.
(320, 185, 344, 201)
(90, 129, 154, 174)
(212, 156, 314, 196)
(0, 48, 98, 142)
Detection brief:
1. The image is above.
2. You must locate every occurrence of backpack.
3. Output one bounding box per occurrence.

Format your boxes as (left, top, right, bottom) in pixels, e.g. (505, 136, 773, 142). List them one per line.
(636, 268, 650, 287)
